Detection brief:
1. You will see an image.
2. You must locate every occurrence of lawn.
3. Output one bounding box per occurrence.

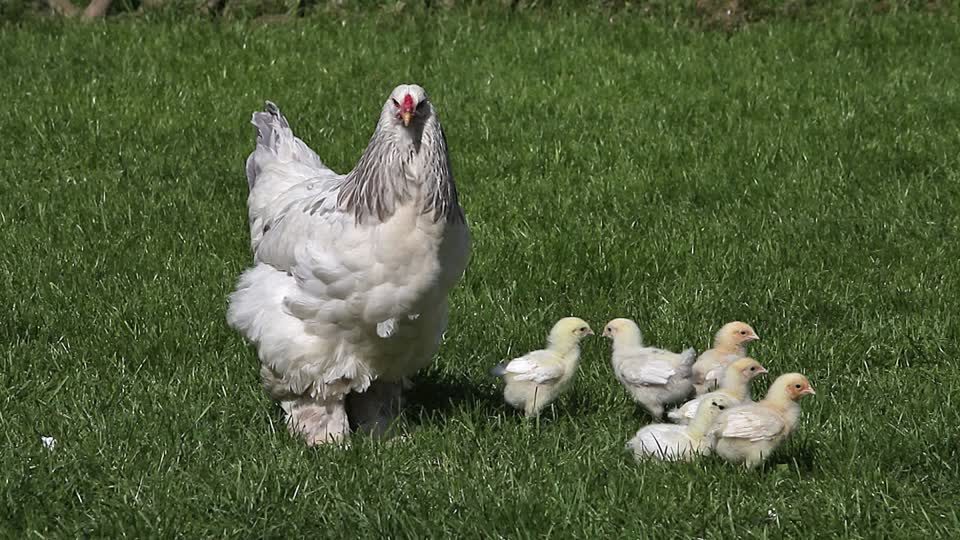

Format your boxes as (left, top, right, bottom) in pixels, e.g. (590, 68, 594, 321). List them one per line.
(2, 6, 960, 538)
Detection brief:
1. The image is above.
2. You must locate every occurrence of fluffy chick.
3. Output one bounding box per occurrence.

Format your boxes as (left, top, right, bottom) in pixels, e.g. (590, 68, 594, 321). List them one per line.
(491, 317, 594, 417)
(627, 394, 736, 462)
(603, 318, 696, 420)
(668, 357, 767, 424)
(692, 321, 760, 395)
(707, 372, 816, 468)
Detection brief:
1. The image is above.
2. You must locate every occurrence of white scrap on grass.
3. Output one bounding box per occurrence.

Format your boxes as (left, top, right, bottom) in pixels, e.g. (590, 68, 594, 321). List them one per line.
(40, 436, 57, 450)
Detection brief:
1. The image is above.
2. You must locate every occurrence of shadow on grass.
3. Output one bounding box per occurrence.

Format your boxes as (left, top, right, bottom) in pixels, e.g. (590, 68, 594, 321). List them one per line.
(403, 373, 504, 426)
(761, 439, 819, 474)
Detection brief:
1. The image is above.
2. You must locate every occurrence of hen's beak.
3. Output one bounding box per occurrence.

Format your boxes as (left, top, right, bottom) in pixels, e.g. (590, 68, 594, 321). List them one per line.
(401, 111, 413, 127)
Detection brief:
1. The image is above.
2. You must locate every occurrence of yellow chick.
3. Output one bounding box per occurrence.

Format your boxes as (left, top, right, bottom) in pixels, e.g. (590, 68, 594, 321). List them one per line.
(668, 357, 767, 424)
(627, 394, 737, 462)
(491, 317, 594, 417)
(692, 321, 760, 395)
(603, 318, 696, 420)
(707, 372, 816, 468)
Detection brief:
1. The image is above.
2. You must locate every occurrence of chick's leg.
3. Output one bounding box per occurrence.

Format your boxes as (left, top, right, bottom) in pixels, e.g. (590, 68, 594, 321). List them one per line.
(524, 385, 543, 417)
(283, 396, 350, 446)
(346, 380, 404, 438)
(744, 448, 766, 469)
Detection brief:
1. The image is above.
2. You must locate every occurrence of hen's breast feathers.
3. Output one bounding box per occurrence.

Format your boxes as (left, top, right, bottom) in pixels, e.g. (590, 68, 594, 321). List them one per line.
(255, 184, 466, 321)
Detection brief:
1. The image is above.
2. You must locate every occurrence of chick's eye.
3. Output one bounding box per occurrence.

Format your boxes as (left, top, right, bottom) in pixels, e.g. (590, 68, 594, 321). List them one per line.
(579, 327, 586, 332)
(750, 367, 756, 371)
(739, 330, 747, 335)
(718, 405, 726, 410)
(795, 384, 802, 389)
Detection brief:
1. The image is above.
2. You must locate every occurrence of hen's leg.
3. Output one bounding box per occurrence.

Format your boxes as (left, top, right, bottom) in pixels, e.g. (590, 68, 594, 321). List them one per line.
(283, 396, 350, 446)
(346, 380, 404, 438)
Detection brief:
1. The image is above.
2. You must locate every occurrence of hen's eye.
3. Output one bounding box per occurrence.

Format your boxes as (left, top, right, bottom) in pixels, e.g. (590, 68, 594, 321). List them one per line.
(391, 98, 400, 107)
(416, 99, 428, 110)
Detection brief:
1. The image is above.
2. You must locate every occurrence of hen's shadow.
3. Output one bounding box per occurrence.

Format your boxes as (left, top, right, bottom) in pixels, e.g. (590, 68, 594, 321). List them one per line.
(403, 374, 503, 426)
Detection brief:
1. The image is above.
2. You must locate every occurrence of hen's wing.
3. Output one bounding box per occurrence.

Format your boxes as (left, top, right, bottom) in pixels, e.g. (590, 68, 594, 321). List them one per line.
(245, 102, 343, 257)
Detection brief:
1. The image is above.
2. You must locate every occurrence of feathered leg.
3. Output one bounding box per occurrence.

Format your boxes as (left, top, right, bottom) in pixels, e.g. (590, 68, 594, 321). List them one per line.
(346, 380, 405, 438)
(283, 396, 350, 446)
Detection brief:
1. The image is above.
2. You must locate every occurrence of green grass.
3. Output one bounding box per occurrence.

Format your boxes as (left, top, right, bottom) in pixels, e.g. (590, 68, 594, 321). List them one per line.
(2, 8, 960, 538)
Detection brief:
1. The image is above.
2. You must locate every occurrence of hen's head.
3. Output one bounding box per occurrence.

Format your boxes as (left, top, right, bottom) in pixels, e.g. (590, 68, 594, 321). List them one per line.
(384, 84, 431, 128)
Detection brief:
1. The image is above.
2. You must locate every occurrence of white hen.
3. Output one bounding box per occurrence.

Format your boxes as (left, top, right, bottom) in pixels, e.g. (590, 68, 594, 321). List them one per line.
(227, 85, 470, 446)
(603, 318, 696, 420)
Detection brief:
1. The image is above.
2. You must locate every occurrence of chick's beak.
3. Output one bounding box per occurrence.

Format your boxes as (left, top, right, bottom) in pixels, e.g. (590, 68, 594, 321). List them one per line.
(585, 327, 595, 336)
(749, 332, 760, 341)
(756, 367, 768, 375)
(802, 385, 816, 396)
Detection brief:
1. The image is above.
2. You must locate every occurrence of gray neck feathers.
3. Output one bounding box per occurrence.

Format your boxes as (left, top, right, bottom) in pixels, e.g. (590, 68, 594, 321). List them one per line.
(337, 104, 464, 224)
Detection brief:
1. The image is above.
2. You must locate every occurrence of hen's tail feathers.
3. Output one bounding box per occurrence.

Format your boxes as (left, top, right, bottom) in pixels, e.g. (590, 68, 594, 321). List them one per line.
(490, 363, 507, 378)
(245, 101, 326, 190)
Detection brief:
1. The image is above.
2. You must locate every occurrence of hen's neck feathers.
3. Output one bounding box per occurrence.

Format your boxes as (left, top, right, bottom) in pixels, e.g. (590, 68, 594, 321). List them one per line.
(337, 103, 463, 224)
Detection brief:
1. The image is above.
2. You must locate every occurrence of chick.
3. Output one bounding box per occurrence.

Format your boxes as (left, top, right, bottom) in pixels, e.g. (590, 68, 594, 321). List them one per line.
(627, 394, 736, 462)
(692, 321, 760, 395)
(603, 318, 696, 420)
(491, 317, 594, 417)
(668, 357, 767, 424)
(707, 372, 816, 469)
